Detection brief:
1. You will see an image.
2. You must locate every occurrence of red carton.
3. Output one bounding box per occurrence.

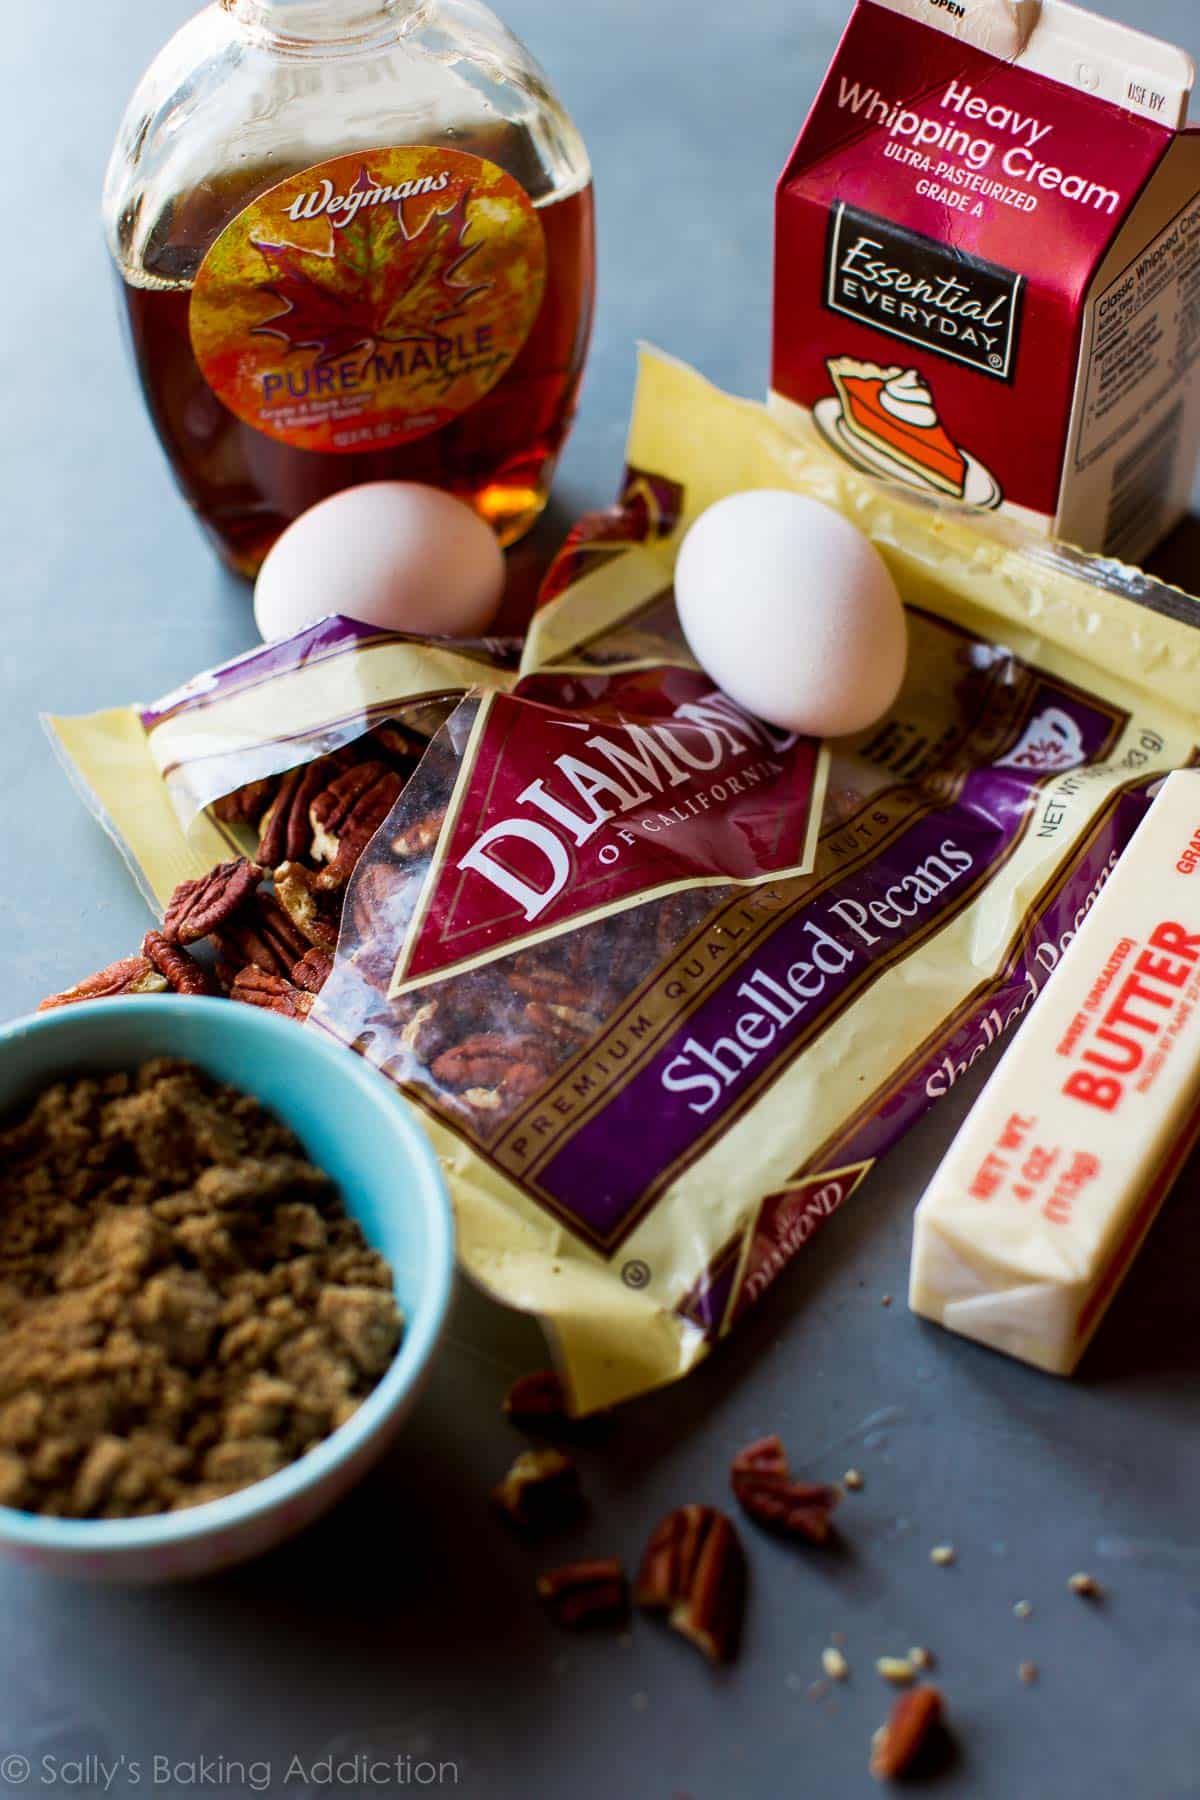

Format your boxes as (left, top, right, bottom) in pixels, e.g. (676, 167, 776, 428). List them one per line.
(772, 0, 1200, 561)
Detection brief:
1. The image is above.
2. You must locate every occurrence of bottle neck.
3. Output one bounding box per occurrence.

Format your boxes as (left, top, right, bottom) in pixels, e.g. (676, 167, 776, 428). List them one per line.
(225, 0, 428, 45)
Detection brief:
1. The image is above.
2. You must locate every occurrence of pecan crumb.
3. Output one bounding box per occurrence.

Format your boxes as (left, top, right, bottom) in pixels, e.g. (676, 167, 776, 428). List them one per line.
(870, 1686, 944, 1782)
(491, 1448, 583, 1536)
(929, 1544, 956, 1566)
(730, 1435, 839, 1544)
(908, 1647, 934, 1670)
(843, 1468, 865, 1491)
(1067, 1571, 1101, 1598)
(1019, 1660, 1039, 1685)
(536, 1558, 628, 1630)
(635, 1504, 746, 1663)
(876, 1656, 916, 1685)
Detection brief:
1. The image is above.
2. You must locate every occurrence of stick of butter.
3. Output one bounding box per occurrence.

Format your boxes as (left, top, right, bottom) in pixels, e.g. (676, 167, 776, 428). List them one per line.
(910, 771, 1200, 1374)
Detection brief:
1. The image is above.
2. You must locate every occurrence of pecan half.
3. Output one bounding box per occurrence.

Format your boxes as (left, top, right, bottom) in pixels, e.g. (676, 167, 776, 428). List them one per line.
(256, 753, 351, 870)
(291, 946, 334, 994)
(730, 1435, 840, 1544)
(635, 1505, 746, 1663)
(39, 954, 167, 1011)
(211, 775, 279, 830)
(491, 1449, 584, 1536)
(273, 862, 341, 953)
(142, 931, 213, 997)
(537, 1559, 629, 1630)
(431, 1033, 553, 1101)
(212, 893, 311, 982)
(503, 1369, 571, 1430)
(310, 762, 404, 889)
(228, 966, 315, 1021)
(162, 858, 262, 945)
(870, 1686, 944, 1782)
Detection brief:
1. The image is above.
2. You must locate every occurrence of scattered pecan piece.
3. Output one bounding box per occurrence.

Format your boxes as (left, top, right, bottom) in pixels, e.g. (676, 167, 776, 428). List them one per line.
(635, 1505, 746, 1663)
(310, 762, 404, 889)
(503, 1369, 571, 1430)
(730, 1435, 840, 1544)
(213, 893, 311, 981)
(38, 954, 168, 1011)
(142, 931, 213, 996)
(273, 862, 341, 953)
(211, 775, 279, 829)
(537, 1559, 629, 1630)
(869, 1686, 944, 1782)
(292, 946, 334, 994)
(162, 858, 262, 945)
(228, 966, 315, 1021)
(491, 1449, 584, 1536)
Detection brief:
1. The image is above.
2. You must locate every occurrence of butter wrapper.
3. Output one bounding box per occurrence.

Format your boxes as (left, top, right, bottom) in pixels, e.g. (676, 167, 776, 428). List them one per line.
(47, 350, 1200, 1412)
(911, 769, 1200, 1374)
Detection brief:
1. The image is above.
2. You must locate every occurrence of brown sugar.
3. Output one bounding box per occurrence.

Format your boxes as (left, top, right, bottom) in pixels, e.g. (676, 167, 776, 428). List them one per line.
(0, 1059, 403, 1517)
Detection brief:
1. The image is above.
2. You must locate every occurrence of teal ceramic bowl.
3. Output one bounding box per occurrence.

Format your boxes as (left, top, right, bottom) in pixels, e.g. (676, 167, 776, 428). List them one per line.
(0, 997, 453, 1581)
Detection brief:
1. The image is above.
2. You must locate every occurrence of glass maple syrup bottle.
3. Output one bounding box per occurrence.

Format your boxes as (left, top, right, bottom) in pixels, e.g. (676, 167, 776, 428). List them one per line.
(104, 0, 595, 576)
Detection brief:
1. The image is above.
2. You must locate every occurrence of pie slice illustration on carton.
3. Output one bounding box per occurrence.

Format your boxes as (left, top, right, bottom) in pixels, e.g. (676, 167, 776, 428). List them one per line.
(826, 358, 967, 499)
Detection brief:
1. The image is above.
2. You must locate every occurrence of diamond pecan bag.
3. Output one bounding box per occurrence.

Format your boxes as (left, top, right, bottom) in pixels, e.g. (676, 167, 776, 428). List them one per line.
(48, 350, 1200, 1412)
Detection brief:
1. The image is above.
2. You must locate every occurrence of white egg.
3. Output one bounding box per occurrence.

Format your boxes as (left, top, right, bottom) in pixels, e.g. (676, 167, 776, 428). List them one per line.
(254, 481, 506, 642)
(674, 490, 907, 737)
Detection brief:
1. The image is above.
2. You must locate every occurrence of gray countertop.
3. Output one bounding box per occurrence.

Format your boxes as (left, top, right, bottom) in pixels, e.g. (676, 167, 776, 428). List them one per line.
(4, 2, 1200, 1796)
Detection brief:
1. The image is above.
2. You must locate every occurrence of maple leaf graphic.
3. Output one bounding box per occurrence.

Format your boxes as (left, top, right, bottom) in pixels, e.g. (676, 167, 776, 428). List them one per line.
(250, 168, 492, 367)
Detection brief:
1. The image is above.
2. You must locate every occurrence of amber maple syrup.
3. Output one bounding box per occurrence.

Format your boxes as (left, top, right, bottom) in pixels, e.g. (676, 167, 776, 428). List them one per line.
(105, 2, 595, 577)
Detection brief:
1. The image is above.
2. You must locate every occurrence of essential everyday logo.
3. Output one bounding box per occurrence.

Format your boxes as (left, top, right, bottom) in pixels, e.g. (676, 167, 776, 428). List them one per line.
(824, 201, 1024, 377)
(286, 168, 451, 230)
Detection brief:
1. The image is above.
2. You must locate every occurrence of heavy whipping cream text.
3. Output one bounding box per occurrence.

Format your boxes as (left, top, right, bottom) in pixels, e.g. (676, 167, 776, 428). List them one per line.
(835, 76, 1122, 212)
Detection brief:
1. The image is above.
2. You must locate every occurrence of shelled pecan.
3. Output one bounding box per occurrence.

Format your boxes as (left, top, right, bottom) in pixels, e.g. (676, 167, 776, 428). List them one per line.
(162, 858, 263, 945)
(730, 1435, 840, 1544)
(228, 967, 315, 1021)
(309, 762, 405, 890)
(291, 947, 334, 994)
(635, 1504, 746, 1663)
(211, 775, 279, 830)
(273, 862, 341, 953)
(256, 752, 351, 870)
(142, 931, 213, 997)
(536, 1560, 628, 1630)
(430, 1033, 556, 1103)
(503, 1369, 572, 1430)
(38, 954, 168, 1011)
(212, 893, 311, 982)
(491, 1449, 584, 1536)
(870, 1687, 945, 1781)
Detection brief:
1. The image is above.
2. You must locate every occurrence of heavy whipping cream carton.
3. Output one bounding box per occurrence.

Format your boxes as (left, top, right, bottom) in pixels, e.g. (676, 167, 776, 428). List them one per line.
(772, 0, 1200, 561)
